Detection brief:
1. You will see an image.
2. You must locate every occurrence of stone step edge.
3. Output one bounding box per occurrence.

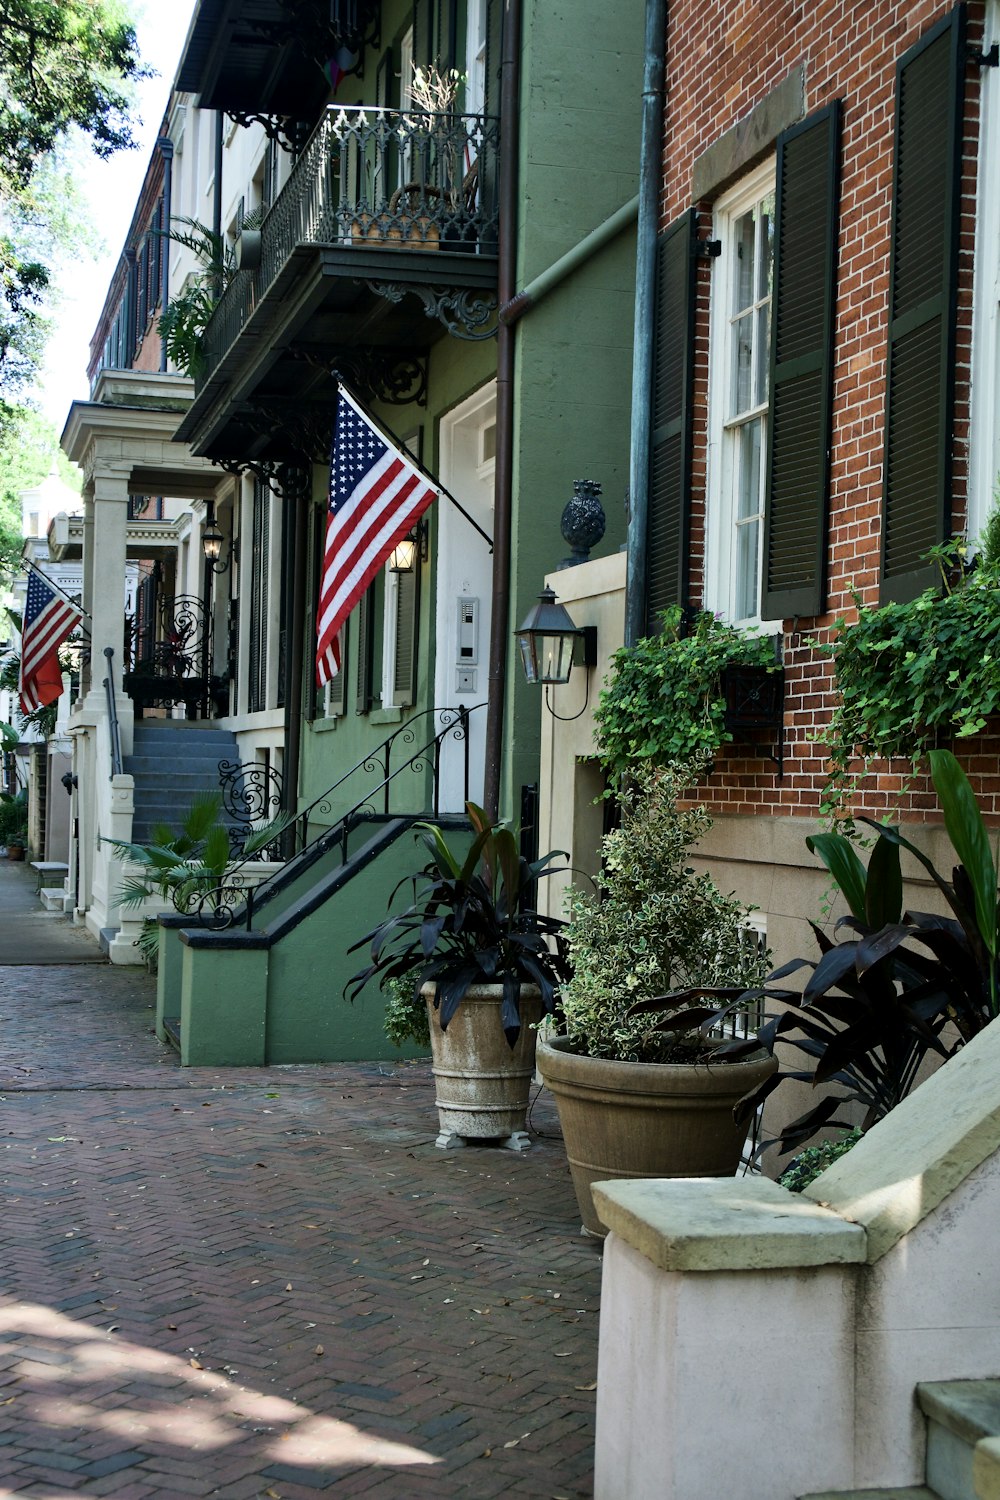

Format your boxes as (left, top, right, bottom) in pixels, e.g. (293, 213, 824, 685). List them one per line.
(799, 1488, 939, 1499)
(919, 1383, 1000, 1449)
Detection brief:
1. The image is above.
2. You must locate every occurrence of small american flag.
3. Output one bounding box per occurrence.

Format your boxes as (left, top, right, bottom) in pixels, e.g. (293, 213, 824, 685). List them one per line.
(316, 387, 438, 686)
(19, 571, 84, 714)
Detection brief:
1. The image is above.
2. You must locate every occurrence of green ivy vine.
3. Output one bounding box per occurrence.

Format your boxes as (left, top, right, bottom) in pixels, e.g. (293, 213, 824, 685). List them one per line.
(594, 605, 778, 782)
(821, 535, 1000, 821)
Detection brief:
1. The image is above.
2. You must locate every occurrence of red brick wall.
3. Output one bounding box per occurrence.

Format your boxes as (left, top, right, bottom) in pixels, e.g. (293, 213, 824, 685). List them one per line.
(660, 0, 994, 822)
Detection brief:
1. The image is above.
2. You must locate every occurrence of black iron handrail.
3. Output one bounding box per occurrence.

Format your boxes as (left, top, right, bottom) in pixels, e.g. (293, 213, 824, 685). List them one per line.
(197, 105, 500, 393)
(103, 647, 123, 778)
(191, 704, 483, 931)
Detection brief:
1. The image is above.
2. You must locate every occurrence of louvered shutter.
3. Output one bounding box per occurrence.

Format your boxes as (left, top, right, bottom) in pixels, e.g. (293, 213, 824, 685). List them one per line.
(762, 102, 841, 620)
(328, 623, 348, 716)
(355, 584, 376, 714)
(645, 209, 696, 635)
(881, 3, 966, 603)
(413, 0, 435, 68)
(391, 568, 420, 707)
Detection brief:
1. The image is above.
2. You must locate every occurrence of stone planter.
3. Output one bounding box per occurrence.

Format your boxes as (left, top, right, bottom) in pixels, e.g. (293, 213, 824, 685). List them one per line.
(537, 1033, 778, 1236)
(423, 982, 542, 1151)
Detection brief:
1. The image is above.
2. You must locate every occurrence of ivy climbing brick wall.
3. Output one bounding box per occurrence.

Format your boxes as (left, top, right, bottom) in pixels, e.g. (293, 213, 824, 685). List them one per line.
(655, 0, 996, 822)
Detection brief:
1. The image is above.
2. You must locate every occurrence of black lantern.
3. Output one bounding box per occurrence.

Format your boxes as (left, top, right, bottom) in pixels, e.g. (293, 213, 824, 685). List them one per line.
(202, 501, 230, 574)
(516, 587, 595, 685)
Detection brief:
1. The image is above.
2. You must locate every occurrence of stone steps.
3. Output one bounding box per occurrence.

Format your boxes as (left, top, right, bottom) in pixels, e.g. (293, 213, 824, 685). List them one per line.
(124, 722, 243, 846)
(800, 1381, 1000, 1500)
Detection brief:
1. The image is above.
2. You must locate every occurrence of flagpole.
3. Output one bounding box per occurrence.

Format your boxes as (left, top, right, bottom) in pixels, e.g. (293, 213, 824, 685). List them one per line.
(331, 378, 495, 552)
(20, 556, 92, 634)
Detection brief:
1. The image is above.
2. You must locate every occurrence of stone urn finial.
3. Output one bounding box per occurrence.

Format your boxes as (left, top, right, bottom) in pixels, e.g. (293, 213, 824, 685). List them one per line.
(558, 479, 606, 569)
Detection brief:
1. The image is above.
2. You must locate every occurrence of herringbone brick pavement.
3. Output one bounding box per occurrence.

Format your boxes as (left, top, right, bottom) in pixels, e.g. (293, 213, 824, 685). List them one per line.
(0, 957, 603, 1497)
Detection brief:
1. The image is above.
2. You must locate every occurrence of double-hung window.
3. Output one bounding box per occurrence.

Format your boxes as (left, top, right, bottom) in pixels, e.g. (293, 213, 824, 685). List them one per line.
(707, 166, 776, 627)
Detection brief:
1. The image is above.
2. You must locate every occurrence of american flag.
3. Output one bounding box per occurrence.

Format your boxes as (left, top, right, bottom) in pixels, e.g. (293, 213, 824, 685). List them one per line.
(316, 387, 438, 685)
(19, 570, 84, 714)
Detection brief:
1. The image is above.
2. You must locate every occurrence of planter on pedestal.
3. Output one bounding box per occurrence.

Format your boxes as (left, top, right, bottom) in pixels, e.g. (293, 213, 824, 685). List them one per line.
(424, 982, 541, 1151)
(537, 1033, 777, 1236)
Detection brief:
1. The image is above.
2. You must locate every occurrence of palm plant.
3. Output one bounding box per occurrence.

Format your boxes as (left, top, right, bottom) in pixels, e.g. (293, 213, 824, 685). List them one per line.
(157, 212, 262, 377)
(106, 791, 288, 917)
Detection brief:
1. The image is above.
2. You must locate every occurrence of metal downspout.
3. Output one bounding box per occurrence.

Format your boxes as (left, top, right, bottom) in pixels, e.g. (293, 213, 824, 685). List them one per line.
(212, 111, 224, 296)
(281, 466, 310, 825)
(625, 0, 668, 647)
(483, 0, 522, 821)
(499, 195, 640, 325)
(157, 136, 173, 374)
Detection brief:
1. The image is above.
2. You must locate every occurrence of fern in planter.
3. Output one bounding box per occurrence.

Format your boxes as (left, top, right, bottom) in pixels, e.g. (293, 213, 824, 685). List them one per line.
(822, 537, 1000, 822)
(594, 605, 778, 782)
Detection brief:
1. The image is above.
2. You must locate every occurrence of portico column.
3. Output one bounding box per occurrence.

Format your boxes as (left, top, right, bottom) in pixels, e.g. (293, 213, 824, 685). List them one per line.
(90, 470, 130, 677)
(81, 489, 95, 696)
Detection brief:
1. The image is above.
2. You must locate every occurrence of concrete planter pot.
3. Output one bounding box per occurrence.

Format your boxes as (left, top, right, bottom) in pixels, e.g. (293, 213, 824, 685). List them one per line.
(423, 982, 542, 1152)
(537, 1033, 778, 1236)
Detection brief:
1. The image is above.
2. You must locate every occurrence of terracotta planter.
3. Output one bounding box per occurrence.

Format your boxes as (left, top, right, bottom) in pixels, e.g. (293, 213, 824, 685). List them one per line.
(422, 982, 542, 1151)
(537, 1033, 778, 1236)
(6, 844, 25, 862)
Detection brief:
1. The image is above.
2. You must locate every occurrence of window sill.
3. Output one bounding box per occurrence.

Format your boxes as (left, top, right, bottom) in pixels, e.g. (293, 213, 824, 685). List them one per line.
(309, 716, 341, 734)
(369, 708, 403, 726)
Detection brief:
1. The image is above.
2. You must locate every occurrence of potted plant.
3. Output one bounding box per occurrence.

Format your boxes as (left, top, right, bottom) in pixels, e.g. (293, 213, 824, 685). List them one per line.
(536, 760, 776, 1235)
(347, 803, 571, 1150)
(6, 831, 27, 862)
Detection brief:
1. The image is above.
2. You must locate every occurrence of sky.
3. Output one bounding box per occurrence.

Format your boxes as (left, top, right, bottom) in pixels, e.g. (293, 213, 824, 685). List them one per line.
(36, 0, 199, 434)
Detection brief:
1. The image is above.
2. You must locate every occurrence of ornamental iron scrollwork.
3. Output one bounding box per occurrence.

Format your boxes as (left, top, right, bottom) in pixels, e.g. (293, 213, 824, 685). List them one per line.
(189, 704, 484, 929)
(287, 347, 428, 406)
(365, 281, 499, 342)
(218, 759, 284, 861)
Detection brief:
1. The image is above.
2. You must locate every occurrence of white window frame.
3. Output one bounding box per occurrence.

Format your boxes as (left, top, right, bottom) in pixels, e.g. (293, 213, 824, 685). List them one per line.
(969, 0, 1000, 546)
(705, 158, 779, 631)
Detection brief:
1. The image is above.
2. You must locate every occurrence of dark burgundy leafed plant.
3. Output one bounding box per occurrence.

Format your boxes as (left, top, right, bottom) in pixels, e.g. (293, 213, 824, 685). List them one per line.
(732, 749, 999, 1154)
(345, 803, 571, 1045)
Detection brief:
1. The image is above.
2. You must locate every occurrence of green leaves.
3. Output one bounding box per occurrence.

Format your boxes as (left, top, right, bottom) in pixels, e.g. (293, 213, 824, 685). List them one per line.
(929, 749, 998, 966)
(594, 606, 777, 781)
(823, 543, 1000, 820)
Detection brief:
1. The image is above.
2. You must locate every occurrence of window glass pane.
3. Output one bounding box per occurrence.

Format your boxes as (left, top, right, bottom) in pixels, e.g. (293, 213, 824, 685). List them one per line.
(731, 313, 753, 418)
(736, 417, 762, 520)
(735, 518, 760, 623)
(755, 303, 770, 406)
(734, 209, 755, 312)
(757, 195, 774, 299)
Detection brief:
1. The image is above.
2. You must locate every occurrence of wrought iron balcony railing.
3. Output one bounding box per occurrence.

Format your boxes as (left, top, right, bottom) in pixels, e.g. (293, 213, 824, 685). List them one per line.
(197, 106, 500, 393)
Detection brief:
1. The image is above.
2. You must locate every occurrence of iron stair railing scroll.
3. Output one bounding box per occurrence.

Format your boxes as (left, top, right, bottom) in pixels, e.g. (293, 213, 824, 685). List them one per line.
(188, 704, 482, 931)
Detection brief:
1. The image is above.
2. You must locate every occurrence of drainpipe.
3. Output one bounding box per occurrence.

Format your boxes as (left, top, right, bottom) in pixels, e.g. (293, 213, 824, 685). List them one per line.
(280, 466, 310, 824)
(157, 136, 174, 374)
(483, 0, 522, 822)
(624, 0, 668, 647)
(213, 111, 224, 297)
(499, 195, 640, 326)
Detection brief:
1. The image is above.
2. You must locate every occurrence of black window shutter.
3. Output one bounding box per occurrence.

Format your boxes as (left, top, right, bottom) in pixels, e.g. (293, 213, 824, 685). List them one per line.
(881, 3, 966, 603)
(645, 208, 696, 635)
(762, 101, 841, 621)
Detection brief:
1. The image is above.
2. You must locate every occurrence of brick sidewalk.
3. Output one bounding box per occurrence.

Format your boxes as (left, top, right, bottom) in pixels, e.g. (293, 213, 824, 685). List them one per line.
(0, 962, 602, 1497)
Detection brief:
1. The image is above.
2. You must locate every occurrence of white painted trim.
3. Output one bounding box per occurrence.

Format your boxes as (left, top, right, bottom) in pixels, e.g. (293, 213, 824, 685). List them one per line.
(969, 0, 1000, 545)
(704, 158, 779, 632)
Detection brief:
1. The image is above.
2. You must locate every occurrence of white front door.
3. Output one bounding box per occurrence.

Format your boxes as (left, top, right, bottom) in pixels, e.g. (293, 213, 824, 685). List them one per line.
(435, 383, 496, 812)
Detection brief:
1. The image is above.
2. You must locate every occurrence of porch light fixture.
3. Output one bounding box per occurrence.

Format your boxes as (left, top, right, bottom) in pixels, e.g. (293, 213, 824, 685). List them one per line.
(516, 586, 597, 721)
(388, 517, 428, 573)
(202, 502, 230, 574)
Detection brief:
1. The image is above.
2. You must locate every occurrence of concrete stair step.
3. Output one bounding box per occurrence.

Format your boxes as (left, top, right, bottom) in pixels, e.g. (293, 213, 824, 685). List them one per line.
(799, 1490, 939, 1499)
(919, 1382, 1000, 1500)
